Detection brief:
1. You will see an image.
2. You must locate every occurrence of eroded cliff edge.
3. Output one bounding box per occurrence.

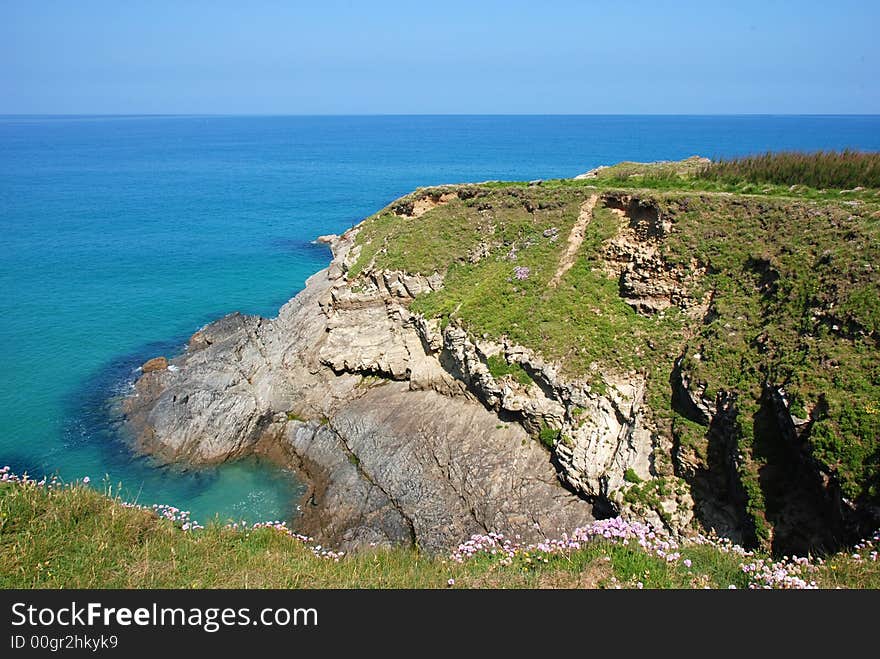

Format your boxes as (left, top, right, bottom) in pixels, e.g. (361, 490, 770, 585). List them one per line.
(124, 230, 601, 553)
(125, 174, 880, 556)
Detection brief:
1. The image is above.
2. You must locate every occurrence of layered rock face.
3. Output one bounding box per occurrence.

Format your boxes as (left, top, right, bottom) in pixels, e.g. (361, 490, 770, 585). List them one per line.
(125, 231, 600, 552)
(125, 189, 717, 551)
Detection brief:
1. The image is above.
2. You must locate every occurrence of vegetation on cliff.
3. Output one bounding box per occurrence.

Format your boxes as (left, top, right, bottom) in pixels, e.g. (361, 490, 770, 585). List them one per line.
(348, 152, 880, 553)
(698, 150, 880, 189)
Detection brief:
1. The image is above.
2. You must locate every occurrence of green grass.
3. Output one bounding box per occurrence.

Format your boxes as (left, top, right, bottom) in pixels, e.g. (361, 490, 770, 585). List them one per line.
(481, 152, 880, 203)
(538, 424, 560, 449)
(3, 482, 877, 589)
(485, 354, 533, 386)
(345, 160, 880, 549)
(401, 193, 687, 387)
(579, 155, 711, 181)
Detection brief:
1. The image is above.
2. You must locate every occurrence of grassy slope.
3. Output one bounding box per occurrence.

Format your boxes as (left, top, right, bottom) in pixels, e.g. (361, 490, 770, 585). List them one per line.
(348, 160, 880, 542)
(2, 482, 877, 589)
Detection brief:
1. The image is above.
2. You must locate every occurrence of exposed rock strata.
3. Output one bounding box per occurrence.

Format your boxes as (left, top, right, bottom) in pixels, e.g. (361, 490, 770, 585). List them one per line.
(125, 193, 707, 551)
(263, 385, 594, 552)
(602, 194, 708, 316)
(125, 229, 603, 551)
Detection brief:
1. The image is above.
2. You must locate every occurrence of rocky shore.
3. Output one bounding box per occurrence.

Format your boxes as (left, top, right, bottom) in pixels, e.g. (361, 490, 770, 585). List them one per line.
(125, 229, 604, 552)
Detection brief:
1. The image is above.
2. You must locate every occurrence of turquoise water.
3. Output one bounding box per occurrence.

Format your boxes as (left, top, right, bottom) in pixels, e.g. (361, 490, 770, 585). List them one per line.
(2, 115, 879, 524)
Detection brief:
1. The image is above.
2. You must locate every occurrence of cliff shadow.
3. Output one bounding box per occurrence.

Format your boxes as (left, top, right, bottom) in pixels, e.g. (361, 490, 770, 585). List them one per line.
(669, 366, 748, 544)
(752, 391, 843, 556)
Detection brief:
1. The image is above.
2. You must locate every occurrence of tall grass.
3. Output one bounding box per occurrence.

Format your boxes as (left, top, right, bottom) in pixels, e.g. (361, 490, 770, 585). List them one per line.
(698, 150, 880, 189)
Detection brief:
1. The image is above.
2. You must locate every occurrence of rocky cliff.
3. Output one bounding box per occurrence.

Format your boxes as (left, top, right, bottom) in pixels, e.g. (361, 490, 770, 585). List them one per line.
(124, 168, 880, 556)
(125, 230, 602, 553)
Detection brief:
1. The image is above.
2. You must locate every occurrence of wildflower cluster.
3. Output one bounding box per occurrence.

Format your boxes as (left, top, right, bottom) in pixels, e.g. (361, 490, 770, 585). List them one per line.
(739, 556, 817, 589)
(248, 520, 345, 561)
(852, 530, 880, 563)
(537, 517, 681, 559)
(1, 465, 62, 488)
(513, 266, 530, 280)
(452, 518, 681, 566)
(451, 531, 518, 564)
(452, 516, 878, 590)
(148, 503, 204, 531)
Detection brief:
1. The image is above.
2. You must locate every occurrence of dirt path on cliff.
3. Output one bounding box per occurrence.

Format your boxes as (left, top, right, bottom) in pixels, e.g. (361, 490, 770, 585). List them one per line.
(548, 193, 598, 288)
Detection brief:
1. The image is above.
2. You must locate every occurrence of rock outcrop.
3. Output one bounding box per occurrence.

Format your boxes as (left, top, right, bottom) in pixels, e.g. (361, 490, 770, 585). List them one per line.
(601, 194, 708, 317)
(124, 229, 602, 552)
(267, 385, 593, 552)
(124, 189, 712, 551)
(141, 356, 168, 373)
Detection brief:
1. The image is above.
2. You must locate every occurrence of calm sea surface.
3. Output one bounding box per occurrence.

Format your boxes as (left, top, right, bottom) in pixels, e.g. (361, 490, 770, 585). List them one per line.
(2, 115, 879, 523)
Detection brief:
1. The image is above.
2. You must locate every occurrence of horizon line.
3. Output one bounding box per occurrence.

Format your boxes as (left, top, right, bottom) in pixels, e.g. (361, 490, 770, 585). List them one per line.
(2, 112, 880, 118)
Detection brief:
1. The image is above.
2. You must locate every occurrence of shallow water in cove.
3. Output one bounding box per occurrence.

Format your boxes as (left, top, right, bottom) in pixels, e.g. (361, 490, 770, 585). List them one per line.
(2, 114, 879, 524)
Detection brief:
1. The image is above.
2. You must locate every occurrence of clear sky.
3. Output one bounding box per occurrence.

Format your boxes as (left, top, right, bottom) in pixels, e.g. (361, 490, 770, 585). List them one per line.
(1, 0, 878, 114)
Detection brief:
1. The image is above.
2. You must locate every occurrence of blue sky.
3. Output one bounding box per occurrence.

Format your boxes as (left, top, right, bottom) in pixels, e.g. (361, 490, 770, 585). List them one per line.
(1, 0, 878, 114)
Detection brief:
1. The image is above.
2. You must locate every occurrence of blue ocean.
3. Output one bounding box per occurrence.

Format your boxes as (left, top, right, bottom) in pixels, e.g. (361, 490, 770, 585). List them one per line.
(2, 115, 879, 524)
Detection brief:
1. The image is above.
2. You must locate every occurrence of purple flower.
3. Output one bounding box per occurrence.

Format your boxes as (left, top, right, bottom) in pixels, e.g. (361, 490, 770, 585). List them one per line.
(513, 266, 530, 280)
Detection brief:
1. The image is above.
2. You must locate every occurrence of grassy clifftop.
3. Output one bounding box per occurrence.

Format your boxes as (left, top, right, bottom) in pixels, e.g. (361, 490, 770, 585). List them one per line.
(348, 153, 880, 551)
(1, 478, 878, 589)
